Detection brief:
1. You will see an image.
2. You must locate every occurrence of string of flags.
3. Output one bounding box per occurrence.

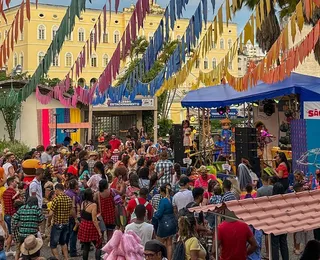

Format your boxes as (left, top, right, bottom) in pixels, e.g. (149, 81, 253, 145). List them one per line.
(0, 0, 35, 23)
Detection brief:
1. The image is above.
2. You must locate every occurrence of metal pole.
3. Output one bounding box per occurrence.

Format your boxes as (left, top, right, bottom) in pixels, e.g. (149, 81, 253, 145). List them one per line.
(54, 113, 58, 145)
(88, 105, 93, 142)
(268, 233, 272, 260)
(214, 214, 218, 260)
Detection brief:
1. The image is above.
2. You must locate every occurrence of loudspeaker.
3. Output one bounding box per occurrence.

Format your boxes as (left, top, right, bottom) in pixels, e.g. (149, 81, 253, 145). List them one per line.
(173, 124, 184, 165)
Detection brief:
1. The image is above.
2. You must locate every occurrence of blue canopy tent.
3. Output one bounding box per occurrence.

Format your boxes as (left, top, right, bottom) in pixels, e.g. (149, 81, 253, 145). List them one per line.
(181, 73, 320, 108)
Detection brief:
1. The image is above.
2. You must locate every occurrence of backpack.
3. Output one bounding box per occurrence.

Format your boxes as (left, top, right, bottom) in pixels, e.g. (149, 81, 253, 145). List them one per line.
(173, 240, 186, 260)
(130, 198, 149, 222)
(178, 201, 197, 223)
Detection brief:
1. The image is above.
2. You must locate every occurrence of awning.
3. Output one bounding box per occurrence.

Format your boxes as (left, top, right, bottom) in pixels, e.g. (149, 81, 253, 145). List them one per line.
(48, 122, 91, 129)
(189, 189, 320, 235)
(182, 73, 320, 108)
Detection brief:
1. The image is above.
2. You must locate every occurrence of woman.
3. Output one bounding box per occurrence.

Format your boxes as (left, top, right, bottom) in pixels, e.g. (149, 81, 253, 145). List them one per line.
(67, 156, 78, 177)
(79, 160, 90, 191)
(87, 161, 107, 193)
(238, 157, 255, 191)
(148, 173, 159, 201)
(146, 147, 158, 163)
(126, 173, 140, 201)
(147, 160, 156, 178)
(128, 149, 137, 174)
(138, 167, 150, 189)
(153, 185, 177, 260)
(96, 179, 116, 242)
(274, 152, 290, 191)
(110, 166, 127, 195)
(178, 216, 207, 260)
(271, 183, 289, 260)
(102, 144, 112, 165)
(78, 189, 102, 260)
(203, 179, 217, 205)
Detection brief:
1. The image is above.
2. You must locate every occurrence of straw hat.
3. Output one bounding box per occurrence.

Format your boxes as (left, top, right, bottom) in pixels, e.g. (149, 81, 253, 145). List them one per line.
(20, 235, 43, 255)
(198, 165, 208, 173)
(89, 151, 99, 156)
(220, 118, 231, 124)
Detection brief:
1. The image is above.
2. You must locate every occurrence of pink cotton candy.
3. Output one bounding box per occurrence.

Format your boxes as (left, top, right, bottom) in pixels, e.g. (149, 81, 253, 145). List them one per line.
(125, 230, 141, 244)
(102, 230, 123, 253)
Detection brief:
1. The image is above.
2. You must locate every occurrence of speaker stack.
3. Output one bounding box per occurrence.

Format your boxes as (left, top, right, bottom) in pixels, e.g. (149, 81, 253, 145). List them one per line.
(235, 127, 261, 177)
(172, 124, 185, 165)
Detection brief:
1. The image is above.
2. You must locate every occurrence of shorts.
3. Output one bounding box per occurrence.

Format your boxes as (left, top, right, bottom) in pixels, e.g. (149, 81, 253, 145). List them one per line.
(4, 215, 12, 234)
(50, 224, 69, 248)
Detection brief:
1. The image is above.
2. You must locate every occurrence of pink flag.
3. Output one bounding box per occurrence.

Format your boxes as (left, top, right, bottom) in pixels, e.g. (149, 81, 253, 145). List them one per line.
(83, 46, 86, 68)
(103, 5, 107, 34)
(131, 10, 137, 41)
(115, 0, 120, 13)
(98, 16, 101, 43)
(121, 35, 126, 59)
(94, 24, 97, 51)
(76, 59, 79, 78)
(125, 25, 131, 54)
(136, 0, 142, 29)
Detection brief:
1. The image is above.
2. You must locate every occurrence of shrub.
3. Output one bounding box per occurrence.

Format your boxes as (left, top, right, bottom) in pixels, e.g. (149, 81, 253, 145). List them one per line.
(0, 140, 30, 159)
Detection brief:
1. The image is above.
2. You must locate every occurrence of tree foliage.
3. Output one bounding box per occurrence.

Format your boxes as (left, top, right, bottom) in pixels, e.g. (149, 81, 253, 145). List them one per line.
(0, 104, 21, 142)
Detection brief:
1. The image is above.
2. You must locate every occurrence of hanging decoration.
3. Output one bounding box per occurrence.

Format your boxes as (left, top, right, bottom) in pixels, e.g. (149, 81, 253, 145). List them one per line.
(0, 0, 86, 109)
(0, 0, 32, 23)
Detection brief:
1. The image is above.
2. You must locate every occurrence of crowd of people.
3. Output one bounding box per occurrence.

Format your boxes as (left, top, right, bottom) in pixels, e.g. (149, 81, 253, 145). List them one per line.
(0, 131, 318, 260)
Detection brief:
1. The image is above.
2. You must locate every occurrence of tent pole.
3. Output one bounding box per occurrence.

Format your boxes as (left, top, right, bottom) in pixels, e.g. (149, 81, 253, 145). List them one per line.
(214, 214, 218, 260)
(268, 234, 272, 260)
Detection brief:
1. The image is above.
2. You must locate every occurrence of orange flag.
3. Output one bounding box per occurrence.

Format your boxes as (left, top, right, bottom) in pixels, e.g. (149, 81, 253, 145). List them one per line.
(20, 1, 24, 33)
(26, 0, 30, 21)
(10, 26, 13, 50)
(14, 10, 19, 43)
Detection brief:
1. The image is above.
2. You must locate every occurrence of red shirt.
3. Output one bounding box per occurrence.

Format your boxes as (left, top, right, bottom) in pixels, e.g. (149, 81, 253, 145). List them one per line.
(276, 163, 289, 178)
(194, 174, 217, 189)
(109, 139, 121, 152)
(3, 187, 17, 216)
(218, 221, 253, 260)
(126, 197, 153, 222)
(67, 165, 78, 176)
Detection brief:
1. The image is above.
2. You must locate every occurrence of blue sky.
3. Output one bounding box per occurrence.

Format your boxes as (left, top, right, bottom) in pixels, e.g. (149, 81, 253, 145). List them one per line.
(8, 0, 252, 34)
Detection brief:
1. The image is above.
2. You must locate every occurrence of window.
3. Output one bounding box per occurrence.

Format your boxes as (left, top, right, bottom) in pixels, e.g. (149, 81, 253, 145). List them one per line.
(102, 54, 108, 67)
(220, 38, 224, 49)
(52, 53, 59, 67)
(38, 25, 46, 40)
(52, 25, 58, 40)
(20, 31, 23, 41)
(204, 58, 208, 69)
(148, 33, 153, 42)
(228, 61, 232, 70)
(177, 35, 181, 40)
(78, 28, 85, 42)
(65, 52, 72, 67)
(13, 53, 18, 68)
(228, 39, 232, 49)
(102, 32, 108, 43)
(38, 51, 45, 65)
(195, 59, 200, 69)
(19, 52, 24, 67)
(212, 58, 217, 68)
(113, 30, 120, 43)
(91, 54, 97, 67)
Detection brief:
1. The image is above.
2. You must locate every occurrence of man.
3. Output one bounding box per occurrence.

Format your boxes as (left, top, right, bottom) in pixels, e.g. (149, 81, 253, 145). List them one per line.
(125, 205, 155, 246)
(172, 176, 194, 214)
(218, 214, 258, 260)
(65, 179, 81, 257)
(221, 179, 237, 202)
(194, 166, 217, 190)
(257, 174, 273, 197)
(29, 168, 44, 209)
(111, 149, 120, 164)
(41, 145, 53, 164)
(109, 134, 121, 152)
(48, 184, 73, 260)
(87, 151, 98, 176)
(12, 197, 44, 258)
(128, 124, 139, 141)
(144, 240, 167, 260)
(3, 177, 17, 256)
(3, 152, 15, 178)
(155, 151, 174, 187)
(127, 188, 153, 223)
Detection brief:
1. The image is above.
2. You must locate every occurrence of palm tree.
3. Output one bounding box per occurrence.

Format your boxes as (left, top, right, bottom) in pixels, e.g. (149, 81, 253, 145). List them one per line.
(129, 36, 149, 60)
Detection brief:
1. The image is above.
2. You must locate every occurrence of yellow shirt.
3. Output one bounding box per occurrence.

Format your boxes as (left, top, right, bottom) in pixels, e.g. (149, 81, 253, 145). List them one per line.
(185, 237, 207, 260)
(47, 201, 53, 210)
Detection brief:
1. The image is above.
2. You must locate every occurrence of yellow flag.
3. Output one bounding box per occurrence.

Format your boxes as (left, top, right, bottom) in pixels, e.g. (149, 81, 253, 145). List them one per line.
(250, 15, 255, 44)
(244, 22, 252, 44)
(282, 24, 289, 51)
(208, 24, 213, 49)
(291, 13, 296, 44)
(218, 7, 223, 35)
(296, 2, 304, 32)
(226, 0, 231, 26)
(214, 18, 218, 43)
(232, 0, 238, 13)
(239, 32, 243, 52)
(256, 6, 261, 30)
(260, 0, 265, 24)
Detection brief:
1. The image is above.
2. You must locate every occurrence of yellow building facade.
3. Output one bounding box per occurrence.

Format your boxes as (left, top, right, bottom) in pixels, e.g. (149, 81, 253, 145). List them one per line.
(1, 3, 237, 123)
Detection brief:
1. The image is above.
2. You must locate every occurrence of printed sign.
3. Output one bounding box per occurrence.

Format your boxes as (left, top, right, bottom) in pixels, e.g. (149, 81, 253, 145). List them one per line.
(62, 129, 78, 133)
(304, 102, 320, 119)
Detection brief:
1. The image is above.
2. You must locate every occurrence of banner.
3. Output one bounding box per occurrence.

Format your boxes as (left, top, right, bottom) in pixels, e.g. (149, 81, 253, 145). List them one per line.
(304, 102, 320, 119)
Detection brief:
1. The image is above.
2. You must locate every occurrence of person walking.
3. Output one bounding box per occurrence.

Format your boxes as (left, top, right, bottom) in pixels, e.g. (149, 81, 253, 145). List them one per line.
(29, 168, 44, 210)
(65, 179, 81, 257)
(78, 189, 102, 260)
(48, 184, 73, 260)
(12, 197, 44, 260)
(155, 151, 174, 187)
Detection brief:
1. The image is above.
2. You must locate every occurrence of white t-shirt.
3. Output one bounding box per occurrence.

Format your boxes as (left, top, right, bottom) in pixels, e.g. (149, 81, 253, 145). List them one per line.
(172, 189, 194, 211)
(3, 162, 13, 178)
(125, 222, 154, 247)
(29, 178, 43, 209)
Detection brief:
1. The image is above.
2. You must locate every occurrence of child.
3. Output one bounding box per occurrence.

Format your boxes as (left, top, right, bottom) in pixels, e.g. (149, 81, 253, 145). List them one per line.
(0, 235, 5, 260)
(244, 184, 253, 199)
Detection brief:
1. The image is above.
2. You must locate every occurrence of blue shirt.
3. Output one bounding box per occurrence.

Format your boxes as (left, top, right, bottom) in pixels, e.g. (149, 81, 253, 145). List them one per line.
(154, 197, 174, 219)
(247, 226, 263, 260)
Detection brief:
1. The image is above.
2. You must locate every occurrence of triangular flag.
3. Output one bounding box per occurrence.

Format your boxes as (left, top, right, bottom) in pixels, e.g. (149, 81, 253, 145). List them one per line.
(14, 10, 19, 43)
(26, 0, 31, 21)
(218, 7, 223, 35)
(256, 6, 261, 30)
(214, 17, 218, 43)
(232, 0, 238, 13)
(291, 14, 296, 44)
(20, 1, 24, 33)
(296, 2, 304, 32)
(260, 0, 265, 24)
(226, 0, 231, 26)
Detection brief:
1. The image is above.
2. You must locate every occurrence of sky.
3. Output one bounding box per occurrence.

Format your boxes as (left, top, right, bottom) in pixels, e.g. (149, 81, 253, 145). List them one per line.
(8, 0, 252, 34)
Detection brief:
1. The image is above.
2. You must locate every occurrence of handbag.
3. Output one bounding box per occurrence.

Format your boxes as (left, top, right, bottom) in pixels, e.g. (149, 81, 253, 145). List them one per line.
(97, 192, 107, 232)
